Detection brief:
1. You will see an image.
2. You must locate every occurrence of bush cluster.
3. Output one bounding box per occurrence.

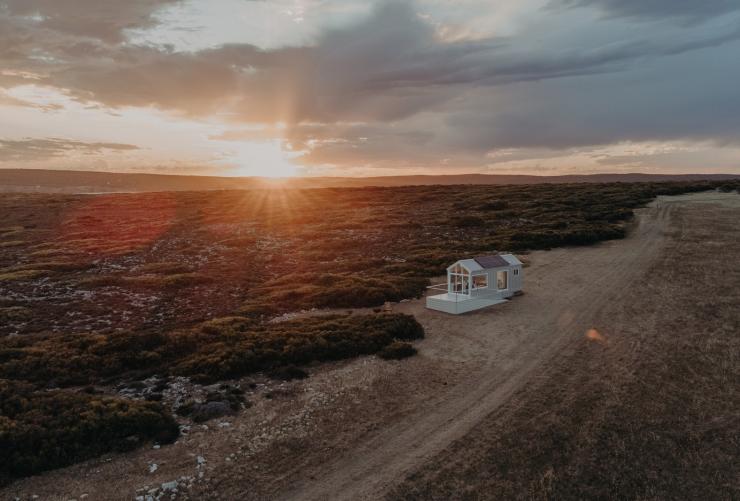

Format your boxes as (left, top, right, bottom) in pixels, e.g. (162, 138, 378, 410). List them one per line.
(0, 313, 421, 483)
(241, 274, 429, 317)
(0, 314, 425, 386)
(0, 379, 178, 486)
(378, 341, 418, 360)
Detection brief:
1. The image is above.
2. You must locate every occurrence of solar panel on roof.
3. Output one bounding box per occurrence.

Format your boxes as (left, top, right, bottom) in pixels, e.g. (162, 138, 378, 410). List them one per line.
(473, 255, 509, 269)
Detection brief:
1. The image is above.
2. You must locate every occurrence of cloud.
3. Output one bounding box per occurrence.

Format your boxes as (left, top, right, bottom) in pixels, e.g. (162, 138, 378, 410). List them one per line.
(17, 0, 739, 127)
(551, 0, 740, 24)
(0, 137, 140, 162)
(0, 0, 181, 43)
(1, 0, 740, 173)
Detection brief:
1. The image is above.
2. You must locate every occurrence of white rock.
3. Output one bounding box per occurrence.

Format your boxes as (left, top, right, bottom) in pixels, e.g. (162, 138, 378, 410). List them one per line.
(149, 463, 158, 473)
(161, 480, 178, 492)
(153, 444, 161, 449)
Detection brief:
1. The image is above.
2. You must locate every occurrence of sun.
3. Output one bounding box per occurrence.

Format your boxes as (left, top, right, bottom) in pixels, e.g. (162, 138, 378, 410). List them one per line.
(228, 139, 301, 178)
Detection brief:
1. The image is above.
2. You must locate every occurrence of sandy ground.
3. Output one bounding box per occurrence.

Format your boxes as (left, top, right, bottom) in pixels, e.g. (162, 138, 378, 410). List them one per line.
(2, 191, 738, 501)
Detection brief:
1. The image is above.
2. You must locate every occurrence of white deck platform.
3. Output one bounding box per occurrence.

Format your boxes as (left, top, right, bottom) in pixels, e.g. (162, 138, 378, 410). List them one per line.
(426, 293, 508, 314)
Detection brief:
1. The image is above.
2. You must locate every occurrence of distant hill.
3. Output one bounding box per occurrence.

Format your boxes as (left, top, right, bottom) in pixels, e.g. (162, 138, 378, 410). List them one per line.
(1, 168, 738, 193)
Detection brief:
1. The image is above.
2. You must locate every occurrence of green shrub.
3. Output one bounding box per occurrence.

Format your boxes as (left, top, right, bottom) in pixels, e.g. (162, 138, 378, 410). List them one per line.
(169, 313, 424, 383)
(241, 275, 429, 315)
(378, 341, 417, 360)
(0, 379, 178, 486)
(0, 314, 424, 386)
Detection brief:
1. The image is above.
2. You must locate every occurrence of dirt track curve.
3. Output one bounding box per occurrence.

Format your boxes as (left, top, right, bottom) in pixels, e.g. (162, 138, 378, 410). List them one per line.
(276, 193, 730, 501)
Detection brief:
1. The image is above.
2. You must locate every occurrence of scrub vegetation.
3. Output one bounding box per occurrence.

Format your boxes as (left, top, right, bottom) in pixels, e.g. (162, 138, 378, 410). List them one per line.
(0, 313, 424, 387)
(0, 379, 180, 486)
(0, 180, 737, 484)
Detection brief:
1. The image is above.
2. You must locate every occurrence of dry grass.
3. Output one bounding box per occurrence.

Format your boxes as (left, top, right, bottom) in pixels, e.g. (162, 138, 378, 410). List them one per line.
(4, 260, 91, 273)
(0, 240, 26, 248)
(0, 269, 49, 281)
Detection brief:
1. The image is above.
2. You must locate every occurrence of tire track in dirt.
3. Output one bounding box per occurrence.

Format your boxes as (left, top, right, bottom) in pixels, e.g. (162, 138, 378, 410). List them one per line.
(277, 198, 684, 501)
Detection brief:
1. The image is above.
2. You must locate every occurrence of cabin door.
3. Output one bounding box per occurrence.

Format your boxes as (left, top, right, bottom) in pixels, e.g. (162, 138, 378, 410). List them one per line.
(449, 272, 470, 295)
(496, 270, 508, 290)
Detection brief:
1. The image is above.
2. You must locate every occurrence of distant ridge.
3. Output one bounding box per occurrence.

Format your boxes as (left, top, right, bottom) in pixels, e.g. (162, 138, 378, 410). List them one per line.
(1, 168, 738, 193)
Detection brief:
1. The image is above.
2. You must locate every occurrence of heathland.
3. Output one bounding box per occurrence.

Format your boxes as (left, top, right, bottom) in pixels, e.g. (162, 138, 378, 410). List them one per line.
(1, 180, 738, 496)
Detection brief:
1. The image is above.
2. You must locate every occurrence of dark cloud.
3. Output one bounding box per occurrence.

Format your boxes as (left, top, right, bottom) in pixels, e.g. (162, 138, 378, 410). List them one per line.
(2, 0, 740, 171)
(0, 138, 140, 162)
(16, 1, 740, 126)
(552, 0, 740, 24)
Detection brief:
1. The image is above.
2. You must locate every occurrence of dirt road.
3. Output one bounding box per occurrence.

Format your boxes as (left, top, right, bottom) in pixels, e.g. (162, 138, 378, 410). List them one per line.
(275, 191, 738, 501)
(3, 191, 737, 501)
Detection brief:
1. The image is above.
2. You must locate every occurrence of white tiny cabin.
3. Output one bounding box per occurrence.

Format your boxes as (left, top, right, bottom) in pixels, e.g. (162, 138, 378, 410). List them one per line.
(426, 254, 523, 314)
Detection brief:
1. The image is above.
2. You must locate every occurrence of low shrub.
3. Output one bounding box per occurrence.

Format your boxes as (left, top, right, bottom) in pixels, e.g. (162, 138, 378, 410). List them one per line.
(453, 216, 485, 228)
(241, 275, 429, 316)
(0, 379, 178, 486)
(170, 313, 425, 383)
(0, 314, 425, 386)
(378, 341, 417, 360)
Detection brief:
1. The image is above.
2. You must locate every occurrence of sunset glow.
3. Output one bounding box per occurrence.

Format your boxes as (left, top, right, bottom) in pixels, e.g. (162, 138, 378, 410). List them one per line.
(1, 1, 739, 177)
(225, 140, 301, 178)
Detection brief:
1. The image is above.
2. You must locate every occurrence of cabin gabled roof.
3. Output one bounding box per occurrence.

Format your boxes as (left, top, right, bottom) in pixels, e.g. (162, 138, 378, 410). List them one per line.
(449, 253, 522, 272)
(500, 253, 523, 266)
(462, 259, 484, 272)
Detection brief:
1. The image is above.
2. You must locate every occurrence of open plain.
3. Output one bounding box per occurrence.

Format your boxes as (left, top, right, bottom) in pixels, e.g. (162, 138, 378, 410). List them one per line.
(1, 189, 737, 500)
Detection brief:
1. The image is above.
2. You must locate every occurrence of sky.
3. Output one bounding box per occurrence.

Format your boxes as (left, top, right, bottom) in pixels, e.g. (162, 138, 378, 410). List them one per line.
(1, 0, 739, 177)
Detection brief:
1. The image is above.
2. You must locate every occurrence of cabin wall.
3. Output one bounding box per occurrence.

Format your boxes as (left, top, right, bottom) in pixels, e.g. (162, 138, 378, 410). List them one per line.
(468, 265, 522, 299)
(509, 265, 523, 292)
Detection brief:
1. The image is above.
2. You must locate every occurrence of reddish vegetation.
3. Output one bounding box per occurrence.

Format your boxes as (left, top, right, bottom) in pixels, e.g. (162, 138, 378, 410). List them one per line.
(58, 193, 178, 256)
(2, 181, 735, 337)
